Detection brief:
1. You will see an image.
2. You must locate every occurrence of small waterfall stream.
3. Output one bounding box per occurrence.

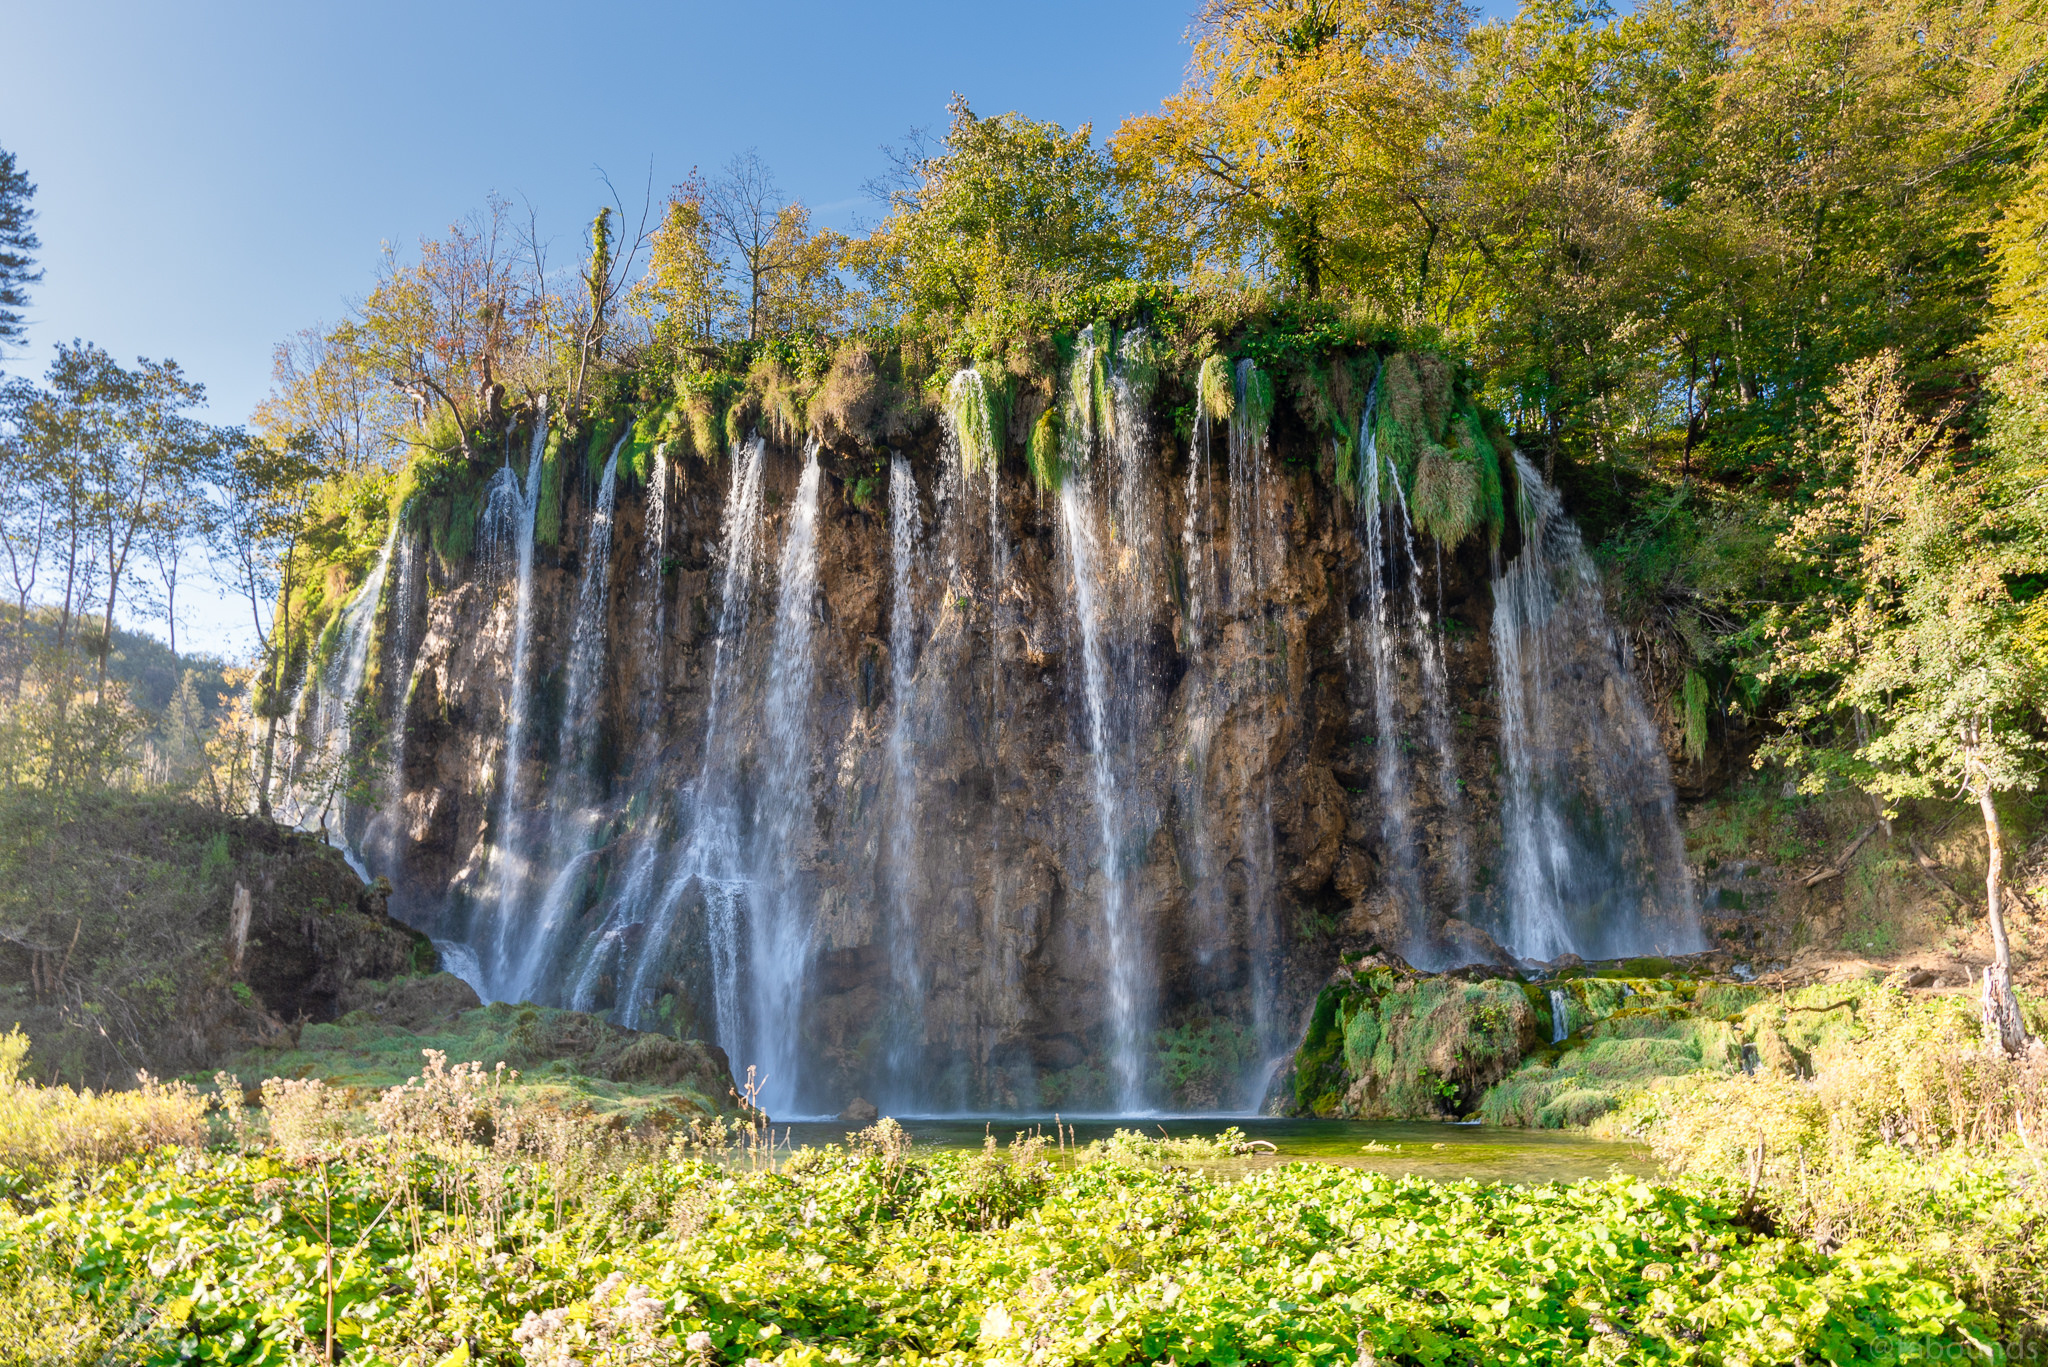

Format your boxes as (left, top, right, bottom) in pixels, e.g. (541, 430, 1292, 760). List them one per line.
(1357, 408, 1423, 942)
(625, 435, 767, 1033)
(1226, 359, 1282, 1064)
(479, 414, 550, 994)
(749, 443, 826, 1111)
(883, 452, 925, 1091)
(1492, 451, 1700, 960)
(504, 434, 623, 1003)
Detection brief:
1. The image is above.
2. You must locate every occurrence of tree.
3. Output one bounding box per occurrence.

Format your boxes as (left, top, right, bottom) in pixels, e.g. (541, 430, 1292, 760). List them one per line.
(634, 179, 740, 352)
(0, 377, 46, 686)
(853, 98, 1140, 350)
(1764, 352, 2039, 1057)
(351, 197, 538, 459)
(207, 428, 331, 820)
(0, 143, 39, 351)
(1112, 0, 1466, 298)
(85, 354, 208, 696)
(702, 152, 840, 341)
(251, 322, 404, 471)
(569, 194, 654, 404)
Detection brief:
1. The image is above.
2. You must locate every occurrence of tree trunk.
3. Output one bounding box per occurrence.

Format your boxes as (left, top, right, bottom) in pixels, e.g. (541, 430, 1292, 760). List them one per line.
(1971, 761, 2031, 1057)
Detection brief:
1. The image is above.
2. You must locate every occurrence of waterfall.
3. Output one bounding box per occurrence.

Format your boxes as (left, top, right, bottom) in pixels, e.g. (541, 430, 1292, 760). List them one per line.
(1225, 359, 1281, 1063)
(501, 434, 623, 1004)
(1549, 987, 1571, 1043)
(1058, 473, 1146, 1111)
(477, 412, 549, 996)
(363, 522, 424, 875)
(1055, 328, 1150, 1110)
(1179, 402, 1227, 969)
(1357, 408, 1423, 943)
(621, 434, 767, 1033)
(883, 452, 925, 1091)
(1491, 451, 1701, 961)
(559, 434, 624, 772)
(639, 441, 669, 729)
(748, 443, 826, 1112)
(276, 515, 399, 840)
(1384, 453, 1468, 901)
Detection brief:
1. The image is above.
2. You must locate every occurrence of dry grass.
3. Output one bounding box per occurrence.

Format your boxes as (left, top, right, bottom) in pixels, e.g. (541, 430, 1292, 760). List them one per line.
(0, 1029, 206, 1176)
(1623, 985, 2048, 1332)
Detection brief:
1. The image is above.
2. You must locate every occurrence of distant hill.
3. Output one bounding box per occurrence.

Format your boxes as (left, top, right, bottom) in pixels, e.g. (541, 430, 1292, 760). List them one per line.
(0, 605, 237, 740)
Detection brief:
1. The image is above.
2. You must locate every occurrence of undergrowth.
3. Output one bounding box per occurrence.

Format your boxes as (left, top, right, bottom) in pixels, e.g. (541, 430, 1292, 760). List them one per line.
(0, 1045, 2000, 1365)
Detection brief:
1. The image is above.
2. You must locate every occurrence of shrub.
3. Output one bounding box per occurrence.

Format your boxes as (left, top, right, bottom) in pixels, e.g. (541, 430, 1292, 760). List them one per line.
(1627, 985, 2048, 1333)
(0, 1029, 205, 1176)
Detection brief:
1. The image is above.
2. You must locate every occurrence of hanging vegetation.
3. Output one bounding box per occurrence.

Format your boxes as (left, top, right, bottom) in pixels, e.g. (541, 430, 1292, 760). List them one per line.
(1197, 354, 1235, 424)
(1028, 405, 1066, 492)
(946, 367, 1000, 475)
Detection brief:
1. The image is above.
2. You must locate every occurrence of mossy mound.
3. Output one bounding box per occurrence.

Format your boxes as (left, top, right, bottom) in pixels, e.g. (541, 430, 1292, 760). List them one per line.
(226, 998, 736, 1126)
(0, 789, 432, 1087)
(1292, 956, 1539, 1118)
(1483, 982, 1862, 1128)
(1286, 953, 1885, 1127)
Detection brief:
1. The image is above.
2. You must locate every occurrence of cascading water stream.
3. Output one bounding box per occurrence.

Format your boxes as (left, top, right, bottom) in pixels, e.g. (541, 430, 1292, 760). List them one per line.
(1356, 403, 1423, 939)
(502, 434, 623, 1004)
(1491, 451, 1701, 960)
(1225, 359, 1282, 1067)
(882, 452, 925, 1090)
(275, 511, 401, 839)
(1055, 327, 1150, 1111)
(620, 435, 766, 1032)
(1549, 987, 1571, 1043)
(639, 441, 669, 728)
(1383, 451, 1468, 897)
(1179, 400, 1227, 967)
(748, 443, 825, 1112)
(1058, 471, 1145, 1112)
(476, 413, 550, 996)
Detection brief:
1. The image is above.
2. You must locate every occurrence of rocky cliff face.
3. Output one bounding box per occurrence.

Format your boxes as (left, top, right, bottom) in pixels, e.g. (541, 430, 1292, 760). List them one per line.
(348, 354, 1697, 1116)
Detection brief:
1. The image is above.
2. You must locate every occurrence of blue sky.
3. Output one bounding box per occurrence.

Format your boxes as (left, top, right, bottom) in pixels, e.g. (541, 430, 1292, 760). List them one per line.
(1, 0, 1518, 656)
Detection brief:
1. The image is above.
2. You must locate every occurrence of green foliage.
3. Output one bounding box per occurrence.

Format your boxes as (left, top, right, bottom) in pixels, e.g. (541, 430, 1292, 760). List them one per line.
(944, 367, 999, 474)
(1625, 984, 2048, 1331)
(0, 788, 408, 1085)
(1197, 353, 1235, 424)
(1682, 669, 1710, 763)
(1235, 359, 1274, 450)
(1027, 404, 1066, 492)
(855, 95, 1148, 365)
(0, 1118, 1992, 1365)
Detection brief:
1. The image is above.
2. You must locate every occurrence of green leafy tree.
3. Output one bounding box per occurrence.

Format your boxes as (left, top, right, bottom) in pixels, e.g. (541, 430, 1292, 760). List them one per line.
(206, 428, 332, 820)
(0, 143, 38, 352)
(1113, 0, 1466, 299)
(857, 96, 1139, 353)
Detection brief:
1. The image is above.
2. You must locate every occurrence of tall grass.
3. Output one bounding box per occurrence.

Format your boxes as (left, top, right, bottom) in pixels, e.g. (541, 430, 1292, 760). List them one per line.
(1622, 985, 2048, 1334)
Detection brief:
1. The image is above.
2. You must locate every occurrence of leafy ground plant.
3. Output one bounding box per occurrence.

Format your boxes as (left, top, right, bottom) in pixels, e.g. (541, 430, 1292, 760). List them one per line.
(0, 1061, 2001, 1366)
